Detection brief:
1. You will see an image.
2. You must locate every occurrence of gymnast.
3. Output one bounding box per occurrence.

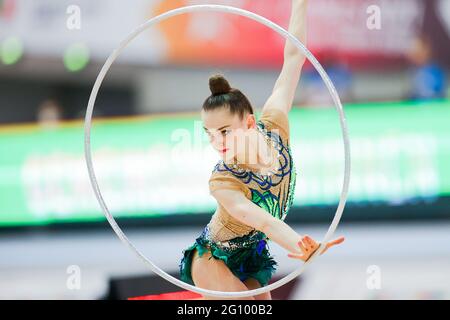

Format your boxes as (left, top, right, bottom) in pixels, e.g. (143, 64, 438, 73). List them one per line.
(179, 0, 344, 300)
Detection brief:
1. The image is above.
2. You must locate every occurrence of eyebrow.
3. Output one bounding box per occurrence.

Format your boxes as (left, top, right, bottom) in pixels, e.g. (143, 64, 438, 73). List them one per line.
(203, 125, 231, 132)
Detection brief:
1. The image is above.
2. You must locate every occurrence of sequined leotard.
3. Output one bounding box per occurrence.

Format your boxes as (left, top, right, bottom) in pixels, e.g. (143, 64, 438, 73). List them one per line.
(179, 107, 297, 287)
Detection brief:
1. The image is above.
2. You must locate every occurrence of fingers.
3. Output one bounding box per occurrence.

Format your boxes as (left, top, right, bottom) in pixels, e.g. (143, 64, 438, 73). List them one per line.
(291, 236, 317, 261)
(302, 235, 312, 246)
(302, 235, 320, 256)
(302, 235, 317, 247)
(326, 236, 345, 249)
(301, 235, 318, 251)
(291, 237, 315, 261)
(290, 235, 345, 261)
(332, 236, 345, 245)
(297, 239, 309, 255)
(320, 236, 345, 254)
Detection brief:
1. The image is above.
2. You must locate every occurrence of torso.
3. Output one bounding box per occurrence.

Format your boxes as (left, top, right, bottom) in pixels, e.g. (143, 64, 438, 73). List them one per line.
(206, 111, 297, 243)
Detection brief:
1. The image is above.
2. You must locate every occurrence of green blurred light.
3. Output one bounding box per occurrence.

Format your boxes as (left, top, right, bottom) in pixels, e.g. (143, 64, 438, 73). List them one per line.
(64, 43, 90, 72)
(1, 36, 24, 65)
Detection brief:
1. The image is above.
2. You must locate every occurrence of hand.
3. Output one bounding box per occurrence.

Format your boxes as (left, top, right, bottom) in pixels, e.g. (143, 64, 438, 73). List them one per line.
(287, 235, 345, 262)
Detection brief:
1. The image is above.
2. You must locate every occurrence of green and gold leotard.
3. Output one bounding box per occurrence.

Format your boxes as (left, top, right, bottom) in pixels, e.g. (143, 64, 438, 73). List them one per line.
(179, 107, 297, 287)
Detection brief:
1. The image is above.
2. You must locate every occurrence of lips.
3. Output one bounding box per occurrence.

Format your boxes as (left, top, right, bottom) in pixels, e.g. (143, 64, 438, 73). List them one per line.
(219, 148, 229, 154)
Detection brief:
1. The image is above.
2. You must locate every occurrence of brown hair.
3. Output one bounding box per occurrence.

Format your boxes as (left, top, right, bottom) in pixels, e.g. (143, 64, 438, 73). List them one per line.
(202, 73, 254, 120)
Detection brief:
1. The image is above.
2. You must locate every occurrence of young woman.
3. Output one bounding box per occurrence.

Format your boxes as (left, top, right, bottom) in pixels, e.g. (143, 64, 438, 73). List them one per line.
(179, 0, 344, 300)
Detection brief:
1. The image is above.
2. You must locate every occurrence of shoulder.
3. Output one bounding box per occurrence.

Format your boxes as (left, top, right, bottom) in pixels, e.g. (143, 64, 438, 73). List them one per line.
(258, 107, 290, 142)
(209, 164, 251, 199)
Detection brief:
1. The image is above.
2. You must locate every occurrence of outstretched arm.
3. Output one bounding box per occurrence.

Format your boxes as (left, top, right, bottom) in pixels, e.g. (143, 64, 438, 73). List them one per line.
(262, 0, 308, 116)
(211, 187, 344, 260)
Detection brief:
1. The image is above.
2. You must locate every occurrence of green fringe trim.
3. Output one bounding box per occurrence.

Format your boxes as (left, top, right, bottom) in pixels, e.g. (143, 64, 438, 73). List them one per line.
(179, 232, 278, 287)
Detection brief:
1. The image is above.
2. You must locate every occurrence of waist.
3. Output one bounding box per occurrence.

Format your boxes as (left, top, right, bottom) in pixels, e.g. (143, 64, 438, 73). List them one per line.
(199, 225, 267, 251)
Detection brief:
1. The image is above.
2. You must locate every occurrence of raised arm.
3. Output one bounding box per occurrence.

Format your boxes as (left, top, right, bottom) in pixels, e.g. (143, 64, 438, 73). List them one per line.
(262, 0, 308, 116)
(211, 187, 345, 260)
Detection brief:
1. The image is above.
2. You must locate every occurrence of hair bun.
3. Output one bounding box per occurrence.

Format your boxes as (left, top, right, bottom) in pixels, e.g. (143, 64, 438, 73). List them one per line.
(209, 74, 231, 96)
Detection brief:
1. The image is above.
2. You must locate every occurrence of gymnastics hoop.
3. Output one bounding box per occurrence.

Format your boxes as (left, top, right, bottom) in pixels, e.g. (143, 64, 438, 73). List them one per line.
(84, 4, 351, 299)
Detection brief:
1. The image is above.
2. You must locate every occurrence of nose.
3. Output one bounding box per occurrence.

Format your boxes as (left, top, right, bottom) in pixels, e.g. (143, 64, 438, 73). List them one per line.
(209, 134, 224, 150)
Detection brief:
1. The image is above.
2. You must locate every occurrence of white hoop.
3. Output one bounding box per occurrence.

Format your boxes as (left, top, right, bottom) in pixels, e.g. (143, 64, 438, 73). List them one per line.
(84, 4, 351, 299)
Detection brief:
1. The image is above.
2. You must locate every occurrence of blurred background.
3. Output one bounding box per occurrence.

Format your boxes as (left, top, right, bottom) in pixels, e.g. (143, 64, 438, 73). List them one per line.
(0, 0, 449, 300)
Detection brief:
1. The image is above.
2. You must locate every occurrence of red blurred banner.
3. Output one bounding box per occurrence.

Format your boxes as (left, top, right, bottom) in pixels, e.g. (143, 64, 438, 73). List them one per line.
(151, 0, 449, 70)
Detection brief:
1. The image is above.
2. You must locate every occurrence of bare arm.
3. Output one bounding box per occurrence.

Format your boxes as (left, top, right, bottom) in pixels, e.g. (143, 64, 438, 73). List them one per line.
(211, 188, 303, 255)
(262, 0, 308, 116)
(211, 187, 345, 260)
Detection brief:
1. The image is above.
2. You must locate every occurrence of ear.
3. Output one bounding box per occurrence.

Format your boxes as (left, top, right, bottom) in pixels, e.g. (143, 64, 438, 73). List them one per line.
(245, 113, 257, 129)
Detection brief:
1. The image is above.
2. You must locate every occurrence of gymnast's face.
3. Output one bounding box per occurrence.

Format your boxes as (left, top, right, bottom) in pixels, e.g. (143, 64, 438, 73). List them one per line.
(201, 107, 257, 163)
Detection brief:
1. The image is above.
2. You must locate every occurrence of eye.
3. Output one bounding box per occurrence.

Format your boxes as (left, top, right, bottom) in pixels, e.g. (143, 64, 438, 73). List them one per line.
(221, 129, 231, 136)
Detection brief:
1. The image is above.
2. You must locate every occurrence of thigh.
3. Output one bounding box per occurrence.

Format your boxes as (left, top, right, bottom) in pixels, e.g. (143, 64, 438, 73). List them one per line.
(191, 247, 255, 300)
(243, 278, 272, 300)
